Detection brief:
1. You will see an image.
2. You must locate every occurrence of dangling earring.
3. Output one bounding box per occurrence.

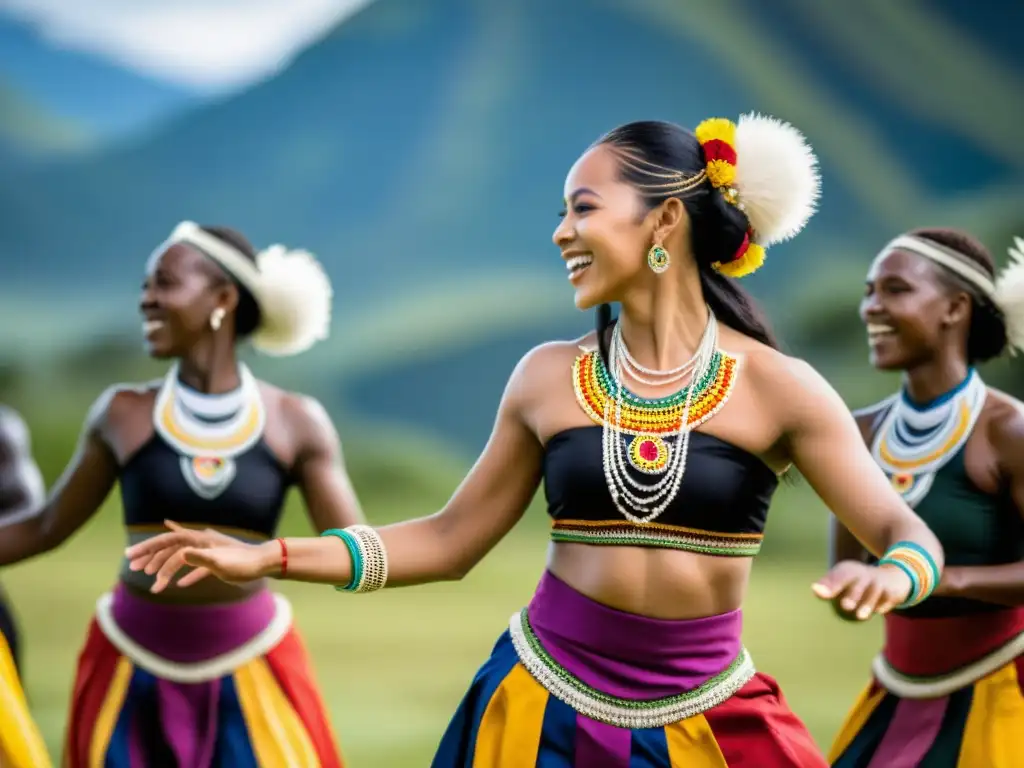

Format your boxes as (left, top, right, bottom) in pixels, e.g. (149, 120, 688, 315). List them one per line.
(647, 244, 670, 274)
(209, 307, 226, 331)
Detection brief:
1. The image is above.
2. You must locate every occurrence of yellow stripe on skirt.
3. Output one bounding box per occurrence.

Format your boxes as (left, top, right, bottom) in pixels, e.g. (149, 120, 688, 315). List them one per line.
(0, 630, 52, 768)
(829, 659, 1024, 767)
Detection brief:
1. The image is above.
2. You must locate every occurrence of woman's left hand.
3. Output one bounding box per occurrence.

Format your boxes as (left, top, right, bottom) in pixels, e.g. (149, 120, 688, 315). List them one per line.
(812, 559, 913, 620)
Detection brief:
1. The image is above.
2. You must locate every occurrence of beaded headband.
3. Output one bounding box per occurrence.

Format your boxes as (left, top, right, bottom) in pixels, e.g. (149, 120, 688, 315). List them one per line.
(158, 220, 333, 357)
(877, 233, 1024, 356)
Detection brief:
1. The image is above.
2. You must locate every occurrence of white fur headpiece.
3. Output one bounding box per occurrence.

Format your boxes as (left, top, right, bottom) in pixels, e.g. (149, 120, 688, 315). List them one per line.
(734, 113, 822, 246)
(164, 221, 333, 356)
(995, 236, 1024, 355)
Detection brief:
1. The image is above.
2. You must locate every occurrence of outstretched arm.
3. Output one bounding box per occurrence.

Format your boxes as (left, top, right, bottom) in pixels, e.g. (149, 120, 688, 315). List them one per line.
(774, 359, 943, 617)
(0, 392, 119, 564)
(827, 408, 878, 568)
(133, 347, 548, 592)
(829, 516, 871, 568)
(932, 404, 1024, 605)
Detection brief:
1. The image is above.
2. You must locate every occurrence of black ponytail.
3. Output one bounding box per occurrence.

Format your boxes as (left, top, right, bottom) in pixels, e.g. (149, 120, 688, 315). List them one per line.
(596, 302, 614, 363)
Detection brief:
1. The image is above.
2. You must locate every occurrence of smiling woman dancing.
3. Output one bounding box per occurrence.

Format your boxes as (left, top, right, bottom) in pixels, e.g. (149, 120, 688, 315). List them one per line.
(0, 223, 353, 767)
(127, 116, 944, 767)
(829, 230, 1024, 767)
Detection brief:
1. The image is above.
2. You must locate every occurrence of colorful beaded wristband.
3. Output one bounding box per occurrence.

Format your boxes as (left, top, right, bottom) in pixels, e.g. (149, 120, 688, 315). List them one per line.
(320, 525, 389, 593)
(878, 541, 940, 609)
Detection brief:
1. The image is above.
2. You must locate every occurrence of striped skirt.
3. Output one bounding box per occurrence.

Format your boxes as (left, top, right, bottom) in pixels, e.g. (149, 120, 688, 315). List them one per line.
(830, 609, 1024, 767)
(63, 585, 343, 768)
(0, 628, 51, 767)
(432, 571, 825, 767)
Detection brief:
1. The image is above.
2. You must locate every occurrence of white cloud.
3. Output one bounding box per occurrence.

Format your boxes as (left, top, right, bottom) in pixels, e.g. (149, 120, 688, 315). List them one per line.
(0, 0, 375, 92)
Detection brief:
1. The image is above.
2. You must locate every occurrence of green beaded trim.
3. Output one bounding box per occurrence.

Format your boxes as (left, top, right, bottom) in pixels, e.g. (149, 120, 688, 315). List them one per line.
(509, 608, 755, 728)
(550, 525, 762, 557)
(593, 350, 723, 409)
(320, 528, 362, 591)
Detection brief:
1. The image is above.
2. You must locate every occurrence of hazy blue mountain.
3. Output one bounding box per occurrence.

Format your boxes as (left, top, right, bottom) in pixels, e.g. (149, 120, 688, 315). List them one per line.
(0, 0, 1021, 451)
(0, 16, 196, 138)
(0, 78, 92, 164)
(2, 0, 1020, 295)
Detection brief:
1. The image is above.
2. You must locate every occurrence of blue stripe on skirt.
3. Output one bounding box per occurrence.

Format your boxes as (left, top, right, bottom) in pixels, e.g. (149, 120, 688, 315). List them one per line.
(431, 630, 681, 767)
(101, 667, 261, 767)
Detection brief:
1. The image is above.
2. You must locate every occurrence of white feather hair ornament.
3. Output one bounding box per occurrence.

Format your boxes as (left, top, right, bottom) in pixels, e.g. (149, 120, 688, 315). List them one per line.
(248, 245, 334, 356)
(994, 236, 1024, 356)
(733, 112, 822, 247)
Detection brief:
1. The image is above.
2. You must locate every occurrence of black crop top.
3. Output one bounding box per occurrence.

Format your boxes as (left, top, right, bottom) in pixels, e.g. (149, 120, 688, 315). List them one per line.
(544, 428, 778, 557)
(120, 432, 292, 539)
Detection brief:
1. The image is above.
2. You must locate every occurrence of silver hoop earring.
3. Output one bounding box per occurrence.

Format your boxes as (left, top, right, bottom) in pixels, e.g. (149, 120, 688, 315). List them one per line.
(209, 307, 226, 331)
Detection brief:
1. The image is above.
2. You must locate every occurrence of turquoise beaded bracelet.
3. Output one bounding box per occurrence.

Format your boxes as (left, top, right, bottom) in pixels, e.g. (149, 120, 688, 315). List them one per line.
(321, 528, 362, 592)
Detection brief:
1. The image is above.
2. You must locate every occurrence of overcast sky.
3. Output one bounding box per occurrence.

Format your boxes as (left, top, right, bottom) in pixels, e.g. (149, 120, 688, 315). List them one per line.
(0, 0, 375, 92)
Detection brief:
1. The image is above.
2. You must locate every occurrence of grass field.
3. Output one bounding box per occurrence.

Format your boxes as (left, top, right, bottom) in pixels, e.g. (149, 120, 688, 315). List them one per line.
(3, 496, 883, 766)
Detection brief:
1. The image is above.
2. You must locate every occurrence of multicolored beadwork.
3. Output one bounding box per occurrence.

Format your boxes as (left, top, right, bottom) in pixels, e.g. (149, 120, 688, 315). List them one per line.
(871, 369, 986, 507)
(153, 362, 266, 501)
(628, 435, 670, 473)
(573, 347, 739, 475)
(508, 607, 755, 728)
(879, 540, 941, 609)
(573, 348, 738, 437)
(552, 519, 763, 557)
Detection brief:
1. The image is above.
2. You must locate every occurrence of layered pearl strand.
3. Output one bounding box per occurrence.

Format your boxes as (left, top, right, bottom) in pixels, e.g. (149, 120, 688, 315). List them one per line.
(602, 309, 719, 523)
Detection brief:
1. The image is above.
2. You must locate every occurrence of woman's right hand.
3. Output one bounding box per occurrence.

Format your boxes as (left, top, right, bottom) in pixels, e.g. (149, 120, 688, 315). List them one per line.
(125, 520, 267, 592)
(812, 558, 914, 620)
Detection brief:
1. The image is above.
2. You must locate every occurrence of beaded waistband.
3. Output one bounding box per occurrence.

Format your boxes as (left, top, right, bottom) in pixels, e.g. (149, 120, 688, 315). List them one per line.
(551, 518, 763, 557)
(873, 628, 1024, 699)
(508, 607, 755, 728)
(96, 587, 292, 683)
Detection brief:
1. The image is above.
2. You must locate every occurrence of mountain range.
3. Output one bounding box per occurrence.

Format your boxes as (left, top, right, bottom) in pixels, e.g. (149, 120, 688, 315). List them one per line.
(1, 0, 1021, 451)
(0, 16, 197, 140)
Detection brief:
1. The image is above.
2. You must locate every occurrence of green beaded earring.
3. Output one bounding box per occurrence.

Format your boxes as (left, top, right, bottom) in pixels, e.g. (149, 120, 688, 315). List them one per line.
(647, 244, 670, 274)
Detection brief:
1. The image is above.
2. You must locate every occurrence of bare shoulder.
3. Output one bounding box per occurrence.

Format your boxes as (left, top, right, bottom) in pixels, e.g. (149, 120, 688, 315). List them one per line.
(721, 333, 849, 427)
(95, 380, 160, 436)
(507, 336, 591, 398)
(264, 382, 333, 436)
(720, 332, 819, 399)
(983, 387, 1024, 456)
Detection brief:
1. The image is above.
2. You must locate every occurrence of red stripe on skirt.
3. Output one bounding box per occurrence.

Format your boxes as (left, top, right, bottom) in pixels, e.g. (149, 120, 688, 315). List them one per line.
(883, 608, 1024, 677)
(264, 630, 344, 768)
(63, 619, 123, 768)
(704, 672, 827, 767)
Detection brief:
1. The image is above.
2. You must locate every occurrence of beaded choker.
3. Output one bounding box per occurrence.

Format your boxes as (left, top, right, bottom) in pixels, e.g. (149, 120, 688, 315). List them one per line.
(153, 363, 266, 499)
(870, 369, 986, 506)
(572, 313, 739, 523)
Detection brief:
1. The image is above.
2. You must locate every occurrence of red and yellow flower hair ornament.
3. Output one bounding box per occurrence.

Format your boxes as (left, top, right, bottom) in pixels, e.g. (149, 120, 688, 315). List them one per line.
(695, 113, 822, 279)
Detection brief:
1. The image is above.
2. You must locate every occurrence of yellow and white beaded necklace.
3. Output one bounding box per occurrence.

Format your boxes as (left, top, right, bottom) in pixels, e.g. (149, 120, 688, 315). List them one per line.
(153, 362, 266, 499)
(871, 369, 986, 507)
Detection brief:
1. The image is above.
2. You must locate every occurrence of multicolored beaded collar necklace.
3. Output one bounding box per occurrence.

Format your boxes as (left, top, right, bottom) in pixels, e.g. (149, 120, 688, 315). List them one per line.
(153, 362, 266, 499)
(870, 368, 986, 506)
(572, 310, 740, 523)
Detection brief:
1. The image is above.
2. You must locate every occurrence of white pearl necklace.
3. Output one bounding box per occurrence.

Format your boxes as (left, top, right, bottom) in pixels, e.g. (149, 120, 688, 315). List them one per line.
(601, 310, 718, 523)
(613, 323, 699, 387)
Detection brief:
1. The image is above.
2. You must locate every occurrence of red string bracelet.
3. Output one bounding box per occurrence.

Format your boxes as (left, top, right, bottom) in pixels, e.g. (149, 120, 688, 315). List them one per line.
(276, 537, 288, 578)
